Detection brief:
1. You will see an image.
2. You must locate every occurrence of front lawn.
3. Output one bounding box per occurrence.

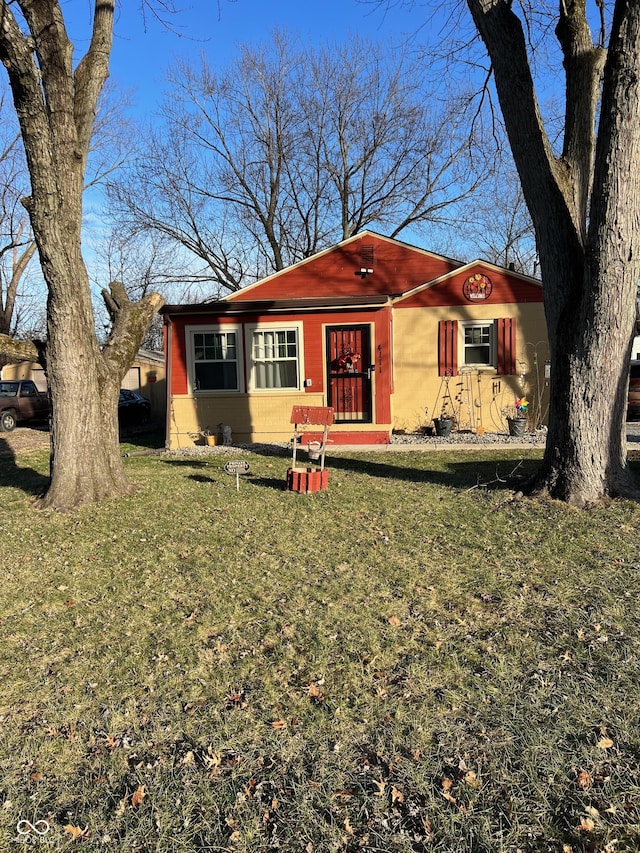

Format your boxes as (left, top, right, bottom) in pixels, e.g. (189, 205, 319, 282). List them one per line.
(1, 442, 639, 851)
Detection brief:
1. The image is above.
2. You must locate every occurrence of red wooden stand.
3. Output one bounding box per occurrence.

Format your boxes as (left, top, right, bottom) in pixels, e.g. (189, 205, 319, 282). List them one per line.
(286, 467, 329, 493)
(287, 405, 334, 493)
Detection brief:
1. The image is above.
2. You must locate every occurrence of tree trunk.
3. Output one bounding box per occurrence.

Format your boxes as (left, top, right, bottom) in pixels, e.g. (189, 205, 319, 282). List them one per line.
(42, 272, 130, 510)
(0, 1, 164, 509)
(467, 0, 640, 505)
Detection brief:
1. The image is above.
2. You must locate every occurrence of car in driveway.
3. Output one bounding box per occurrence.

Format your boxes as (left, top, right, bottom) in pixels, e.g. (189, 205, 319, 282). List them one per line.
(628, 361, 640, 421)
(118, 389, 151, 427)
(0, 379, 50, 431)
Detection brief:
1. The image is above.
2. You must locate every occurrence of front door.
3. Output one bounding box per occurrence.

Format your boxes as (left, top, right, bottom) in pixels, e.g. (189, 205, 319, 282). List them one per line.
(326, 325, 372, 423)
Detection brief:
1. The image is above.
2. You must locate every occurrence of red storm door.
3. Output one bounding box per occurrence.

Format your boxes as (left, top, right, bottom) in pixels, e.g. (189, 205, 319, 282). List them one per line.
(326, 325, 372, 423)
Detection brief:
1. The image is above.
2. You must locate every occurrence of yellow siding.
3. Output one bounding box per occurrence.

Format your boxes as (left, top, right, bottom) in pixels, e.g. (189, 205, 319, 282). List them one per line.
(392, 303, 549, 434)
(168, 392, 391, 448)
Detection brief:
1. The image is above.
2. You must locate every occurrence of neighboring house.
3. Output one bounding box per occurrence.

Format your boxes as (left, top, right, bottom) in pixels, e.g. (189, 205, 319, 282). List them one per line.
(161, 231, 548, 448)
(1, 348, 167, 421)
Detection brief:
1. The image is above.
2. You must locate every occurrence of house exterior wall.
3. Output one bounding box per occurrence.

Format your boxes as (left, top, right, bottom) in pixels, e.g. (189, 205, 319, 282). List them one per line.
(392, 300, 549, 434)
(164, 233, 549, 447)
(1, 361, 47, 391)
(167, 306, 394, 448)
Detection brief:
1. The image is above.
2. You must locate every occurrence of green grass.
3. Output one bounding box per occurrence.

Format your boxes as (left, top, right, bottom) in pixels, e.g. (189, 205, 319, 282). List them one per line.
(1, 440, 640, 851)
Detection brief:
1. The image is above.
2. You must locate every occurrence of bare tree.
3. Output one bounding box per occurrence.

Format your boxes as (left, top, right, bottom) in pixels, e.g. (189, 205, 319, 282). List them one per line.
(0, 1, 165, 509)
(93, 227, 214, 350)
(0, 76, 134, 344)
(464, 0, 640, 505)
(461, 158, 538, 275)
(109, 32, 488, 291)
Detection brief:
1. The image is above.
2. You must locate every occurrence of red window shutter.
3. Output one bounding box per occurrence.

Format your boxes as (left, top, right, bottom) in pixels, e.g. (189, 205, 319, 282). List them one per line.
(496, 318, 516, 375)
(438, 320, 458, 376)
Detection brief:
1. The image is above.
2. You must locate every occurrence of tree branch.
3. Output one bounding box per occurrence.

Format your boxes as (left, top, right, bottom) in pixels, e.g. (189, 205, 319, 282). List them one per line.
(0, 331, 46, 367)
(100, 281, 165, 383)
(74, 1, 115, 163)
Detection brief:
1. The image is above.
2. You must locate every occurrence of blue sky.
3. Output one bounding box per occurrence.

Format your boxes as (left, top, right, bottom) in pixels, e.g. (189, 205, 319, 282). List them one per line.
(67, 0, 430, 119)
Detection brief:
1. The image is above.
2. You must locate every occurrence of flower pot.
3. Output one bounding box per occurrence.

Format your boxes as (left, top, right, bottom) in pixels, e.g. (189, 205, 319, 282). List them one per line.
(205, 435, 220, 446)
(507, 417, 526, 437)
(433, 417, 453, 437)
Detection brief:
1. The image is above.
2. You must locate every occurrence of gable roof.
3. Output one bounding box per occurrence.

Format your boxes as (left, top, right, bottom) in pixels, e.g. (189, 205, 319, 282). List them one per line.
(394, 259, 543, 308)
(161, 232, 543, 318)
(224, 231, 463, 302)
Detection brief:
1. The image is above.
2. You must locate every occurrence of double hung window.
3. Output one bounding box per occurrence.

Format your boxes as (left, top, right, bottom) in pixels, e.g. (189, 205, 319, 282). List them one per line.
(438, 318, 516, 376)
(463, 323, 493, 367)
(190, 327, 241, 391)
(250, 327, 300, 390)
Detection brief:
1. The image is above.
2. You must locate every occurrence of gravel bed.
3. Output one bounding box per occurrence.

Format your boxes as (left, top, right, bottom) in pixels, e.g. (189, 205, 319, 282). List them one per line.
(388, 428, 548, 447)
(164, 429, 549, 458)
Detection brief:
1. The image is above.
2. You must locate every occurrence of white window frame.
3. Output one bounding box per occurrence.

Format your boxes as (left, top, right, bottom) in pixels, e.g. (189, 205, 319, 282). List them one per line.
(186, 324, 244, 394)
(246, 322, 304, 392)
(460, 320, 496, 369)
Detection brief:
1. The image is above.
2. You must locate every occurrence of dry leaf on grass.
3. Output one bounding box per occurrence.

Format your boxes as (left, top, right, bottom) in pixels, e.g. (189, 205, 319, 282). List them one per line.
(131, 785, 146, 808)
(307, 683, 324, 702)
(576, 769, 593, 790)
(597, 737, 614, 749)
(577, 816, 595, 832)
(391, 785, 404, 804)
(271, 719, 288, 730)
(65, 824, 90, 840)
(388, 616, 401, 627)
(441, 777, 456, 804)
(464, 770, 480, 788)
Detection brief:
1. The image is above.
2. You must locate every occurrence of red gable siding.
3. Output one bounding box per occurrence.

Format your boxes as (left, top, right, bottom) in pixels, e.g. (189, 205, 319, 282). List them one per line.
(228, 234, 460, 302)
(396, 264, 543, 308)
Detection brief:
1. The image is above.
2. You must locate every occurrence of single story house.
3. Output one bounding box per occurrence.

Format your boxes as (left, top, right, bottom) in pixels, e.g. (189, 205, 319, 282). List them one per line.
(161, 231, 548, 448)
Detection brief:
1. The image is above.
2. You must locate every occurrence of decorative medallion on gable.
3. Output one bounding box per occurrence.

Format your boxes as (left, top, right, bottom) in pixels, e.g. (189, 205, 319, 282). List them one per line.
(462, 273, 493, 301)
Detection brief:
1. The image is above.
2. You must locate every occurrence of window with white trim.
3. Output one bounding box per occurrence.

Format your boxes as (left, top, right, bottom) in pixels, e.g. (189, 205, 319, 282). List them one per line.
(462, 322, 494, 367)
(249, 326, 301, 390)
(189, 327, 241, 391)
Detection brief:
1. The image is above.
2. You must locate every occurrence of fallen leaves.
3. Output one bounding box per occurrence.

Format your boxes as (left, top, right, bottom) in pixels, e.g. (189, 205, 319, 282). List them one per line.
(441, 777, 456, 805)
(225, 690, 247, 709)
(64, 824, 90, 841)
(576, 769, 593, 790)
(131, 785, 146, 808)
(306, 683, 324, 704)
(577, 816, 595, 833)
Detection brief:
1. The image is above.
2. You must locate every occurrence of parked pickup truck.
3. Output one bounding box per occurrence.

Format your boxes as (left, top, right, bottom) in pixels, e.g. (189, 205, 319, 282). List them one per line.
(0, 380, 50, 432)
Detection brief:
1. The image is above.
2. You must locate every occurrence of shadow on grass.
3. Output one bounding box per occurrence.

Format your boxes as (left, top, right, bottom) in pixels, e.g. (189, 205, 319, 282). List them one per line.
(243, 444, 543, 492)
(119, 426, 165, 451)
(0, 435, 49, 497)
(163, 458, 212, 469)
(248, 476, 288, 491)
(188, 474, 217, 484)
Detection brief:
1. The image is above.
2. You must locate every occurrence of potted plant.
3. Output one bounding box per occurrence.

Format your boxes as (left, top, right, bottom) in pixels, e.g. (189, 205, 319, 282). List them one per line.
(202, 428, 220, 446)
(504, 397, 529, 437)
(433, 403, 455, 437)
